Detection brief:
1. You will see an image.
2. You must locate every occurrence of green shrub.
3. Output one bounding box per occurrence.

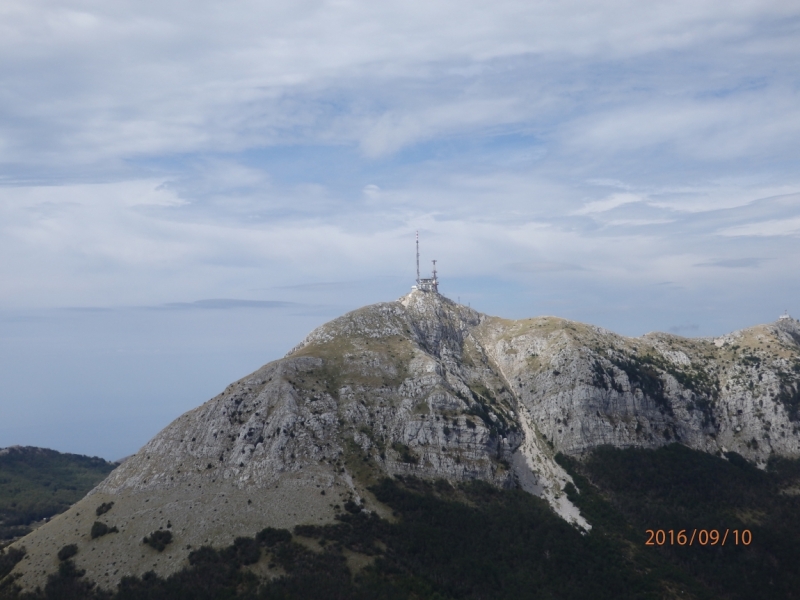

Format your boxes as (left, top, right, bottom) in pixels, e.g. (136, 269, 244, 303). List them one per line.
(391, 441, 419, 464)
(0, 545, 25, 579)
(57, 543, 78, 561)
(95, 502, 114, 516)
(90, 521, 117, 539)
(255, 527, 291, 547)
(230, 536, 260, 565)
(724, 451, 751, 470)
(143, 530, 172, 552)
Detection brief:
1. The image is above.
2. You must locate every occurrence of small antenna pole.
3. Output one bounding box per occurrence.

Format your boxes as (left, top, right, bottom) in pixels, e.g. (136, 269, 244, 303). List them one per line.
(416, 231, 420, 286)
(432, 259, 438, 293)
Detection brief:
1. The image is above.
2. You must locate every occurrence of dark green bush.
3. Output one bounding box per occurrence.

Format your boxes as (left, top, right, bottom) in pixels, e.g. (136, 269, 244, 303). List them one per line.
(0, 545, 25, 579)
(57, 544, 78, 561)
(95, 502, 114, 517)
(41, 559, 100, 600)
(90, 521, 117, 539)
(142, 530, 172, 552)
(724, 451, 752, 470)
(255, 526, 291, 547)
(229, 536, 260, 565)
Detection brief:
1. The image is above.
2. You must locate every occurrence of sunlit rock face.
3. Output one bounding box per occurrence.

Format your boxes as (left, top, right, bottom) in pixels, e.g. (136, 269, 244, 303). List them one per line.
(478, 310, 800, 466)
(7, 291, 800, 591)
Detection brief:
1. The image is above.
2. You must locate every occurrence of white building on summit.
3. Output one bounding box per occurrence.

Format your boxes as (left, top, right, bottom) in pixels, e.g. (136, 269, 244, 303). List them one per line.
(411, 231, 439, 293)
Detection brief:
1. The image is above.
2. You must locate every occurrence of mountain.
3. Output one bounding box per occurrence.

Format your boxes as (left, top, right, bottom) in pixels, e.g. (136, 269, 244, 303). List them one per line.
(3, 290, 800, 594)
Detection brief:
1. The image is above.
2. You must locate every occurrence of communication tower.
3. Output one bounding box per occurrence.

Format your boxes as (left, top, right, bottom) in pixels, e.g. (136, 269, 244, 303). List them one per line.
(411, 232, 439, 293)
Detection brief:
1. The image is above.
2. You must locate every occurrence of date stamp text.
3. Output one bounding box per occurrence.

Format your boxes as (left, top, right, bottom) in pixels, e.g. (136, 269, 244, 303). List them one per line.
(645, 529, 752, 546)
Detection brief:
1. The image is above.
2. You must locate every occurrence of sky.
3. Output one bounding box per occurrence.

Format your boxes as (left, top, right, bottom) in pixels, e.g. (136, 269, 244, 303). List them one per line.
(1, 0, 799, 460)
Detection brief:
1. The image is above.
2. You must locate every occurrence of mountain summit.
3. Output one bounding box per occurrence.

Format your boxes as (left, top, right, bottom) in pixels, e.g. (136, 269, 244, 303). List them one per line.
(6, 291, 800, 591)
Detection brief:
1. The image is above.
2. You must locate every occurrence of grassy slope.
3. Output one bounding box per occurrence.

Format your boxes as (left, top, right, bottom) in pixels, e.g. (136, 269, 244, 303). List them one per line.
(0, 448, 117, 541)
(4, 444, 799, 600)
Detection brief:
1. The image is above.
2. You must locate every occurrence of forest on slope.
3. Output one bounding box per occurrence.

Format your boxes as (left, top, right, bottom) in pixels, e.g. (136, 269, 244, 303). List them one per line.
(0, 447, 117, 543)
(2, 444, 798, 600)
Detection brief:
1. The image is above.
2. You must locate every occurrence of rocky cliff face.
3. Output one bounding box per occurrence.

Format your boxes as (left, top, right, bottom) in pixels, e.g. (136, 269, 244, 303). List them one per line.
(5, 291, 800, 591)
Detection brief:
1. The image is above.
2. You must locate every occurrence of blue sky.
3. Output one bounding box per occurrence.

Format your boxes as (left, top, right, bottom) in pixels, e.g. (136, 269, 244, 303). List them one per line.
(1, 0, 799, 459)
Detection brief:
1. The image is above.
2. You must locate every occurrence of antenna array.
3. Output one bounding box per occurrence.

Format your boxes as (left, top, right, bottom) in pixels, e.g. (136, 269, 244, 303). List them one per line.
(413, 232, 439, 293)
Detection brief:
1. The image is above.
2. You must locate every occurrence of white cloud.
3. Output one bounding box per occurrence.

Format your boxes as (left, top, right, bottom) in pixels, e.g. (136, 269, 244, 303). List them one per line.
(1, 0, 798, 169)
(0, 0, 798, 313)
(509, 261, 585, 272)
(358, 97, 522, 157)
(565, 90, 800, 163)
(718, 216, 800, 237)
(362, 184, 381, 200)
(573, 193, 644, 215)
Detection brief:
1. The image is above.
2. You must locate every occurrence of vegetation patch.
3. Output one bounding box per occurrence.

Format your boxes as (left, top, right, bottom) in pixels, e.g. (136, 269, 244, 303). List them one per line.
(607, 354, 673, 413)
(94, 502, 114, 517)
(0, 448, 116, 541)
(229, 537, 260, 565)
(255, 527, 291, 547)
(11, 477, 661, 599)
(557, 444, 800, 600)
(592, 360, 624, 393)
(0, 546, 25, 580)
(342, 438, 382, 484)
(56, 544, 77, 562)
(391, 442, 418, 464)
(5, 459, 800, 600)
(776, 371, 800, 421)
(596, 348, 721, 424)
(142, 530, 172, 552)
(293, 334, 413, 393)
(90, 521, 118, 539)
(466, 398, 514, 438)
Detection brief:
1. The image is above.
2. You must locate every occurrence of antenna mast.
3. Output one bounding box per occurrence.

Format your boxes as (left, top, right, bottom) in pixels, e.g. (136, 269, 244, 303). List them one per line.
(412, 232, 440, 294)
(416, 231, 420, 286)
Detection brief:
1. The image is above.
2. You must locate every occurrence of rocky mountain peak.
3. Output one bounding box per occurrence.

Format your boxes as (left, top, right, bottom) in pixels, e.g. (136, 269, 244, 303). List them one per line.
(6, 298, 800, 592)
